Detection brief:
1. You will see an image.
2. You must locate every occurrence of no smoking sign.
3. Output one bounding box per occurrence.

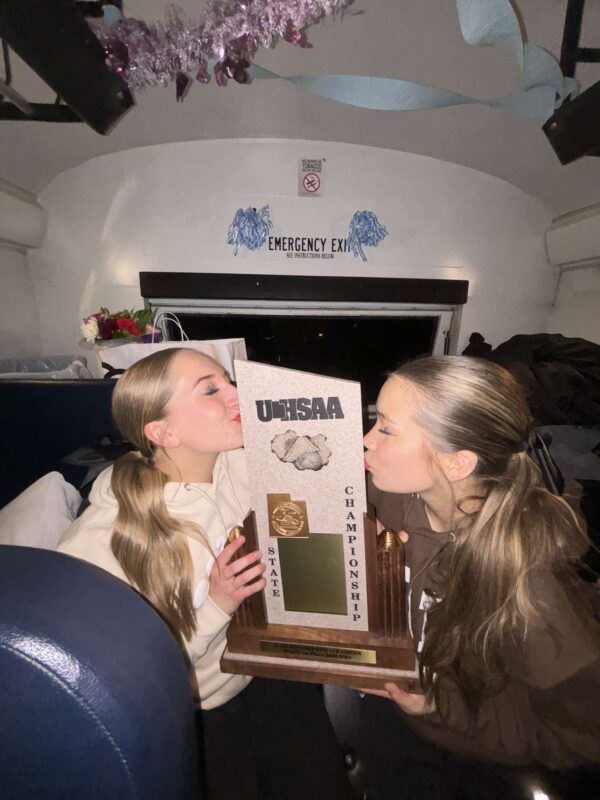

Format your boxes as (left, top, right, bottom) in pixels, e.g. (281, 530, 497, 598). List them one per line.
(302, 172, 320, 193)
(298, 158, 325, 196)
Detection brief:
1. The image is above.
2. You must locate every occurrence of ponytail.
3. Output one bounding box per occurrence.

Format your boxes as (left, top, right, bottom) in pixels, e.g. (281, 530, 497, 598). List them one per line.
(111, 451, 198, 641)
(107, 348, 218, 642)
(420, 449, 585, 715)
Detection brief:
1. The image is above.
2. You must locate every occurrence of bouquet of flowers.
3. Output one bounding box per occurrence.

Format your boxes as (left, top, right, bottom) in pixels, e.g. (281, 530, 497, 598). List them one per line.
(81, 307, 161, 344)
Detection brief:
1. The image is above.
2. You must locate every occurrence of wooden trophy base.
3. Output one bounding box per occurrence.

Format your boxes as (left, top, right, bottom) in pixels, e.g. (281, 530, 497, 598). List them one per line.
(220, 511, 420, 692)
(222, 620, 420, 691)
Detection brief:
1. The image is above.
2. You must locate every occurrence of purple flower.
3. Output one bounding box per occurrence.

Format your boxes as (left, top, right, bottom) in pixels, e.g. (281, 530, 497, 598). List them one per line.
(94, 313, 118, 340)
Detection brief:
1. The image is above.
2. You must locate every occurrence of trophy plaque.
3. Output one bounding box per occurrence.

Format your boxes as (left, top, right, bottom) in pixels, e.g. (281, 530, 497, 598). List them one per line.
(221, 361, 419, 690)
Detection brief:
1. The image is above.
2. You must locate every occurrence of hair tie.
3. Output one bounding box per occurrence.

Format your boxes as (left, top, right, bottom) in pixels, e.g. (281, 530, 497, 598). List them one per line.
(137, 450, 153, 468)
(515, 429, 537, 453)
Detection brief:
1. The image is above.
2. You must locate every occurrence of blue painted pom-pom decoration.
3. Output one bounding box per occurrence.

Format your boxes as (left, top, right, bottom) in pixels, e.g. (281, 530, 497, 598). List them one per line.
(227, 205, 273, 255)
(348, 210, 388, 262)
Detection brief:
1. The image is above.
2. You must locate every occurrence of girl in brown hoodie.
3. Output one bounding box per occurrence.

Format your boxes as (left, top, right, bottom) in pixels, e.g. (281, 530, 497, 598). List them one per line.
(362, 355, 600, 797)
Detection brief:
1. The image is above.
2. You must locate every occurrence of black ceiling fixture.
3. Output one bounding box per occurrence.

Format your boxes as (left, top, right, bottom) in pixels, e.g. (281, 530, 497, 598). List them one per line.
(0, 0, 133, 135)
(543, 0, 600, 164)
(559, 0, 600, 78)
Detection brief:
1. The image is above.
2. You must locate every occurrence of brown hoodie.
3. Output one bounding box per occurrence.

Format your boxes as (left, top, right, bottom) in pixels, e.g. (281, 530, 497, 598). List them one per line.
(369, 477, 600, 769)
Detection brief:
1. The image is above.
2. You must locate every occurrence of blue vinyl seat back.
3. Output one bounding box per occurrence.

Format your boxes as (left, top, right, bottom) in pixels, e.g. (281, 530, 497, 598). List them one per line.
(0, 546, 199, 800)
(0, 379, 118, 508)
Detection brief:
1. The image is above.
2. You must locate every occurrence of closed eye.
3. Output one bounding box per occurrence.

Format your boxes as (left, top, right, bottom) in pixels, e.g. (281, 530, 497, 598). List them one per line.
(203, 372, 233, 395)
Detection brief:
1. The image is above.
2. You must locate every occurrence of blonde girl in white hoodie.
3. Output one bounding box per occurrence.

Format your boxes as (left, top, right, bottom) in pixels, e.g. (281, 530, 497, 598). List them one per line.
(58, 347, 352, 800)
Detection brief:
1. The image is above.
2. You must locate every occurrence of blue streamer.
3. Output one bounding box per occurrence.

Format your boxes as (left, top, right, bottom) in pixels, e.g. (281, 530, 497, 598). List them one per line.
(456, 0, 524, 67)
(247, 0, 578, 121)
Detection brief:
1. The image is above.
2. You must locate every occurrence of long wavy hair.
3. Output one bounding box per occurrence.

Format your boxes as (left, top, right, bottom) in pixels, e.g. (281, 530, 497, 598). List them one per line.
(110, 347, 209, 642)
(392, 356, 588, 716)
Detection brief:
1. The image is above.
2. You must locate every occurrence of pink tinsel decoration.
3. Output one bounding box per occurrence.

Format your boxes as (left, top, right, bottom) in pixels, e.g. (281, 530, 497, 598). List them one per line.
(93, 1, 355, 94)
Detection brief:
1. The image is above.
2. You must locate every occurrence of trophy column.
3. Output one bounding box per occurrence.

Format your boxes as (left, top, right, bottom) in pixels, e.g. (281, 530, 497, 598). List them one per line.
(376, 528, 407, 639)
(228, 515, 267, 629)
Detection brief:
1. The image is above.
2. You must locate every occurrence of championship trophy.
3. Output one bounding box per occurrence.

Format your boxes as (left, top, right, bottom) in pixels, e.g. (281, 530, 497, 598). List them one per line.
(221, 361, 418, 690)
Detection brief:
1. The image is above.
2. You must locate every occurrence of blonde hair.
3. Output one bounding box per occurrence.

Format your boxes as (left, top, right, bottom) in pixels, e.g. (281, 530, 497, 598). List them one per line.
(393, 356, 587, 715)
(110, 347, 208, 641)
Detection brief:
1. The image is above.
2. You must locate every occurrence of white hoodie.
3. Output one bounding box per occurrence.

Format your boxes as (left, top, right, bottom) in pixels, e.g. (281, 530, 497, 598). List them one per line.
(58, 448, 251, 710)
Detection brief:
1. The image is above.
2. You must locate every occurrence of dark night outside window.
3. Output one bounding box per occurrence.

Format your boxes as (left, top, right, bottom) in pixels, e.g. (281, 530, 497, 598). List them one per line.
(170, 313, 438, 412)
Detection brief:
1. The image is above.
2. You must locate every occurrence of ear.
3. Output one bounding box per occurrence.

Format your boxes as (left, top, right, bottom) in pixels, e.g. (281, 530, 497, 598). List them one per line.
(143, 419, 180, 450)
(439, 449, 478, 483)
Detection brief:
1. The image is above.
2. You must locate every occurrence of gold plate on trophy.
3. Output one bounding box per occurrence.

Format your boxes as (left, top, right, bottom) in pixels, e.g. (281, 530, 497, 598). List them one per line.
(278, 533, 347, 615)
(268, 493, 310, 538)
(259, 640, 376, 665)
